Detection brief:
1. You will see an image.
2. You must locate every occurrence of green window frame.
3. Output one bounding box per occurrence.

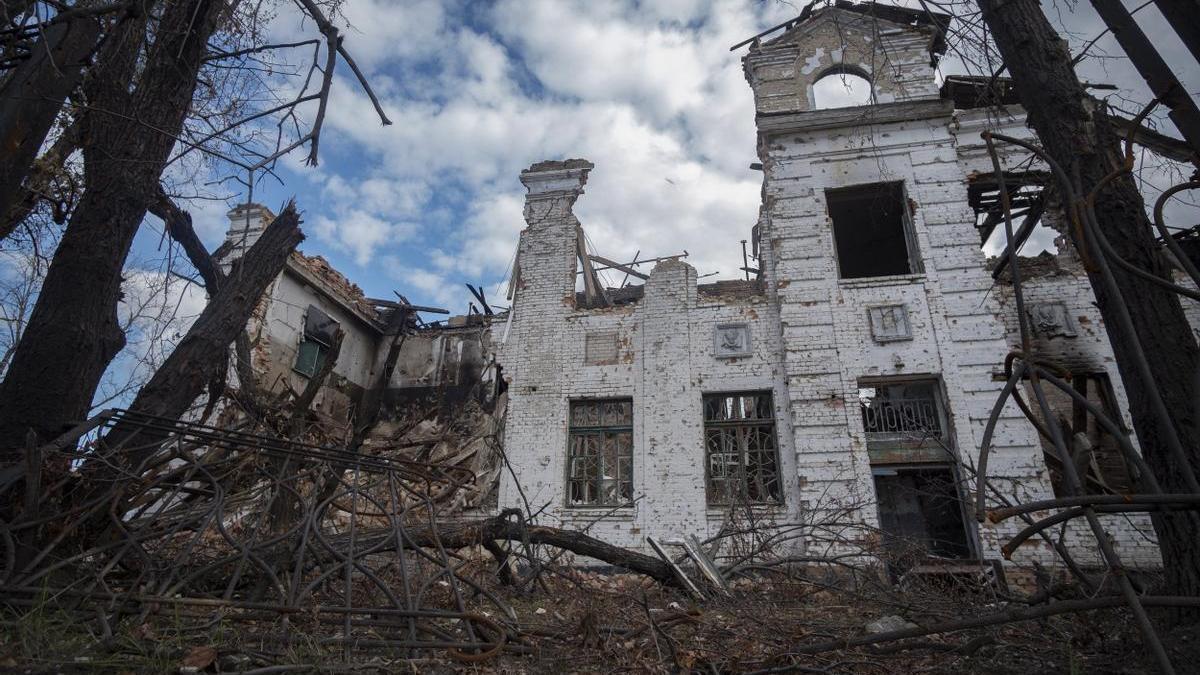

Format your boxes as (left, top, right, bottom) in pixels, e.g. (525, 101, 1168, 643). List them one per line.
(567, 399, 634, 507)
(293, 305, 338, 378)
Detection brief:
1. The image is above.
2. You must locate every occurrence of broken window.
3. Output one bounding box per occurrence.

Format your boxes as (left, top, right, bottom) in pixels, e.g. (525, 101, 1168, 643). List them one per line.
(294, 305, 339, 378)
(861, 379, 972, 565)
(811, 69, 873, 109)
(859, 380, 949, 463)
(703, 391, 781, 505)
(567, 399, 634, 507)
(827, 182, 922, 279)
(1021, 372, 1136, 496)
(968, 171, 1057, 263)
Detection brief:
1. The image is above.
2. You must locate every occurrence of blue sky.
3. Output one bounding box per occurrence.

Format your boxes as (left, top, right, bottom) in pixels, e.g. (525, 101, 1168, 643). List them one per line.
(111, 0, 1197, 398)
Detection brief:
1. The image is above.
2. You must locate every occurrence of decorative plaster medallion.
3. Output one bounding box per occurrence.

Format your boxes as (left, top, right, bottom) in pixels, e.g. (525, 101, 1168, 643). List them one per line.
(867, 304, 912, 343)
(1028, 302, 1077, 338)
(714, 323, 752, 358)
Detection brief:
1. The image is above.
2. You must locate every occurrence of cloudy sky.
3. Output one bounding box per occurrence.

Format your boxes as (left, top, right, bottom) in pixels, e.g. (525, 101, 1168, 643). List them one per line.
(145, 0, 1197, 318)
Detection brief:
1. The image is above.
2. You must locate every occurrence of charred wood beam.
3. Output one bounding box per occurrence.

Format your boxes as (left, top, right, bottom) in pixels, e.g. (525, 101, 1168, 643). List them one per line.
(991, 200, 1046, 279)
(1101, 111, 1197, 165)
(367, 297, 448, 314)
(576, 226, 608, 307)
(465, 284, 494, 315)
(586, 255, 650, 281)
(1151, 0, 1200, 72)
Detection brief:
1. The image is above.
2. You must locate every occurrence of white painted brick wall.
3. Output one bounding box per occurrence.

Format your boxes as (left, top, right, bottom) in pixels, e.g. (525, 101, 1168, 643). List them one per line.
(495, 18, 1165, 573)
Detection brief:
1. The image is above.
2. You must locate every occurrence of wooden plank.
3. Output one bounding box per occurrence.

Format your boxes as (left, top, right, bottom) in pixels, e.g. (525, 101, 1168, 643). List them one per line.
(576, 226, 608, 306)
(647, 536, 706, 600)
(367, 297, 449, 314)
(587, 254, 649, 280)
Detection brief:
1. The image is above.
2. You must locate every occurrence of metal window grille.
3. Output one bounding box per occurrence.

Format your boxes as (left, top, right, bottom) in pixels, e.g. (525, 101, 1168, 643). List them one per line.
(567, 399, 634, 506)
(703, 392, 781, 505)
(859, 381, 950, 466)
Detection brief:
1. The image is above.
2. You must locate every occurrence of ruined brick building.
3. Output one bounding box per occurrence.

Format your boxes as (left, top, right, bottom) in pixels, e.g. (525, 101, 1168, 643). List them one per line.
(493, 3, 1169, 576)
(224, 3, 1179, 578)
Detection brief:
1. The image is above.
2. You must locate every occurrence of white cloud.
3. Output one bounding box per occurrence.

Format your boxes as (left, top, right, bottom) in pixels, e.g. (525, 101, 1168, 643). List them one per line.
(96, 269, 210, 408)
(255, 0, 1194, 314)
(311, 209, 416, 266)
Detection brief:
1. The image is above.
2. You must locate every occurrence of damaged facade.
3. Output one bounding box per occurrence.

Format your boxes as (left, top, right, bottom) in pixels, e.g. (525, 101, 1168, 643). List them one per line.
(495, 3, 1169, 576)
(223, 3, 1177, 578)
(219, 203, 504, 510)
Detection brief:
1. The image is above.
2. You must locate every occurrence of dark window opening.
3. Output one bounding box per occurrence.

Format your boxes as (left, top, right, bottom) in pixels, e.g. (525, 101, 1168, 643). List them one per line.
(567, 399, 634, 506)
(874, 466, 972, 563)
(294, 305, 339, 378)
(704, 391, 781, 505)
(863, 379, 972, 569)
(1022, 372, 1136, 496)
(827, 182, 921, 279)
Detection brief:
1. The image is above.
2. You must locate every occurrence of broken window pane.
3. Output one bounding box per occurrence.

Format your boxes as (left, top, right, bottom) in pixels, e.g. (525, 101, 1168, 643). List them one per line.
(703, 392, 781, 505)
(567, 399, 634, 507)
(303, 304, 340, 344)
(294, 305, 338, 378)
(826, 182, 920, 279)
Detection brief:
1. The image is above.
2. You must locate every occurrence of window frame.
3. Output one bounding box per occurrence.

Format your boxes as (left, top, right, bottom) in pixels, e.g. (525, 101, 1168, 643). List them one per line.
(565, 398, 635, 508)
(826, 181, 924, 280)
(858, 378, 952, 465)
(293, 305, 339, 378)
(293, 338, 328, 378)
(702, 390, 783, 507)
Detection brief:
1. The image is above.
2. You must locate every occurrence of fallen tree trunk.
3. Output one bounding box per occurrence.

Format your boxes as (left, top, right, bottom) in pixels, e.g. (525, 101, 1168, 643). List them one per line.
(341, 510, 677, 587)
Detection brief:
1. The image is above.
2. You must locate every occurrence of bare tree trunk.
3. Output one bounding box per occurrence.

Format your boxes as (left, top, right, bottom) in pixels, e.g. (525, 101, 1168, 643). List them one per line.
(978, 0, 1200, 623)
(0, 0, 227, 458)
(102, 203, 302, 461)
(0, 19, 98, 237)
(351, 510, 678, 587)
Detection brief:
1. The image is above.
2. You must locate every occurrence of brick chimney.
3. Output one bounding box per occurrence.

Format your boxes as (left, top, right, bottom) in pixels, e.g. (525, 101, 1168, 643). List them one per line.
(222, 203, 276, 262)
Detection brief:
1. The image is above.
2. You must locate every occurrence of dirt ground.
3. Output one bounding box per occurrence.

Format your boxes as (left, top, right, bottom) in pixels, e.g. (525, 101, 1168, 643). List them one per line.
(2, 559, 1192, 674)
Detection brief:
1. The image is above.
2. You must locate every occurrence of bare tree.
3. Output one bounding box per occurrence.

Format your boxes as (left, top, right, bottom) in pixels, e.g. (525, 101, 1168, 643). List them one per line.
(0, 0, 389, 456)
(972, 0, 1200, 625)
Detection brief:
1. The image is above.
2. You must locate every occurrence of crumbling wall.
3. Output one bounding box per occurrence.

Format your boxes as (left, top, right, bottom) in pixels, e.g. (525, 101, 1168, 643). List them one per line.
(498, 161, 799, 553)
(990, 243, 1160, 567)
(740, 9, 1172, 574)
(743, 7, 940, 115)
(247, 268, 375, 422)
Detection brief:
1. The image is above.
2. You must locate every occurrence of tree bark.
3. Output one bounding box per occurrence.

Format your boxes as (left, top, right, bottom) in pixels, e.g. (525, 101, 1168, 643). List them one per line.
(102, 203, 302, 462)
(978, 0, 1200, 622)
(349, 510, 678, 587)
(0, 19, 98, 238)
(0, 0, 227, 458)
